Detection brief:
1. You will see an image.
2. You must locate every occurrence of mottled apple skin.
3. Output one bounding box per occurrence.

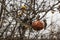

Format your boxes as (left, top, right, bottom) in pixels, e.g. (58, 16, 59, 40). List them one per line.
(32, 20, 44, 30)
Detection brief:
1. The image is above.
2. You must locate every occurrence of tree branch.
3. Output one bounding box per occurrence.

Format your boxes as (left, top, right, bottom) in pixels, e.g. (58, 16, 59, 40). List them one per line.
(40, 1, 60, 20)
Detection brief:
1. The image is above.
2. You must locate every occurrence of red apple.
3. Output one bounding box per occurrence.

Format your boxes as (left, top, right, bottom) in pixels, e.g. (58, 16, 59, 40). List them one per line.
(32, 20, 44, 30)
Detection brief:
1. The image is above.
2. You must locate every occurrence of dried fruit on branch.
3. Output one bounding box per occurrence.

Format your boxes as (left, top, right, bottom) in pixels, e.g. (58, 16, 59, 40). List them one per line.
(32, 20, 45, 30)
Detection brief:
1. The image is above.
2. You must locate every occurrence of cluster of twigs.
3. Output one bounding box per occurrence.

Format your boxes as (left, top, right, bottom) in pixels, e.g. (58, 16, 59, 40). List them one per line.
(0, 0, 60, 40)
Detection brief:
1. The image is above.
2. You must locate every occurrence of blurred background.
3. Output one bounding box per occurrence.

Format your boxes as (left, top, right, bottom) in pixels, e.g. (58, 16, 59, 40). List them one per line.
(0, 0, 60, 40)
